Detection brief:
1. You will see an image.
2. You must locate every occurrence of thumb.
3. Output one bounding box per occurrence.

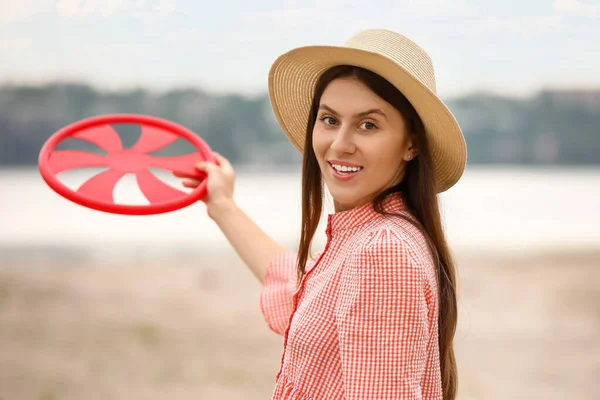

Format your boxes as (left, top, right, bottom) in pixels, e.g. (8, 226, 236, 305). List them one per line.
(195, 160, 218, 174)
(212, 152, 233, 173)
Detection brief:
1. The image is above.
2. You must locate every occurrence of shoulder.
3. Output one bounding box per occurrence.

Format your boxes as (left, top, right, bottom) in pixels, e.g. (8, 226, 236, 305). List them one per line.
(353, 222, 438, 291)
(361, 213, 433, 268)
(359, 227, 422, 270)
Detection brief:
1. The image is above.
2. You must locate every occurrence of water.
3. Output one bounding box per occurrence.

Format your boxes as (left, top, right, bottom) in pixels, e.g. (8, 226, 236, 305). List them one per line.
(1, 166, 599, 262)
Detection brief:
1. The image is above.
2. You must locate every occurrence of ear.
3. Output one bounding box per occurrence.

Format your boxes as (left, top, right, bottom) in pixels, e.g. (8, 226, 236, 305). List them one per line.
(404, 134, 419, 161)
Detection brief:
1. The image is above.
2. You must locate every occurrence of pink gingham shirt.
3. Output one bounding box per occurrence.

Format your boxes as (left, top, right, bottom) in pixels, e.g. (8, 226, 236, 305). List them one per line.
(260, 193, 442, 400)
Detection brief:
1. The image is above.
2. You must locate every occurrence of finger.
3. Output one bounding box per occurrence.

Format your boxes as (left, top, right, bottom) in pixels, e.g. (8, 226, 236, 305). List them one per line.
(173, 170, 202, 180)
(212, 152, 234, 174)
(212, 152, 226, 164)
(212, 152, 222, 166)
(195, 161, 219, 173)
(182, 178, 200, 188)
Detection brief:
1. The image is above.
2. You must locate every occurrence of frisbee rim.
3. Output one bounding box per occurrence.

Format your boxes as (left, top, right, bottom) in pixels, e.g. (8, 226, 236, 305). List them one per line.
(38, 113, 215, 215)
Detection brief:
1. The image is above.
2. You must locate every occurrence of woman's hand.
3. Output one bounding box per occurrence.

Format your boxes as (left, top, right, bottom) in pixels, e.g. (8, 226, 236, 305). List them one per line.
(173, 152, 236, 220)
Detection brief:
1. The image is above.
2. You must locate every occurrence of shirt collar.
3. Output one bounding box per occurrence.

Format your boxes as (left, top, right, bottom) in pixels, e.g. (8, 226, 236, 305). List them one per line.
(326, 192, 406, 235)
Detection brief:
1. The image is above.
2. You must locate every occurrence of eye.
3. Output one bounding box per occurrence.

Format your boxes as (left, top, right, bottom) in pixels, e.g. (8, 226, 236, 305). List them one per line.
(318, 115, 338, 126)
(360, 121, 378, 131)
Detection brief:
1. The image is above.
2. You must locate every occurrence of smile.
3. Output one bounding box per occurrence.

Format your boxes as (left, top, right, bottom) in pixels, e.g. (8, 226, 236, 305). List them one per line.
(328, 161, 363, 181)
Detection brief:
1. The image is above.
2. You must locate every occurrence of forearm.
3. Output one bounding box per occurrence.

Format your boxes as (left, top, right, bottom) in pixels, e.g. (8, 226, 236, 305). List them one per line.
(210, 200, 290, 283)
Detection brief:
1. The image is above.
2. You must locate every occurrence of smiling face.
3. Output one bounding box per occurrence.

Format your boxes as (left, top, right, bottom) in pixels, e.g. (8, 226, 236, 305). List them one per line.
(312, 76, 416, 212)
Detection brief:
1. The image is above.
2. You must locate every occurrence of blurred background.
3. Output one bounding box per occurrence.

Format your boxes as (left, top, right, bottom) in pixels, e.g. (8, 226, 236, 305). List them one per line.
(1, 1, 599, 399)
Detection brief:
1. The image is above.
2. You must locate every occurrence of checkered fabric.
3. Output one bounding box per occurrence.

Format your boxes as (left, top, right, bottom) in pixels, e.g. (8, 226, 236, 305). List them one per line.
(260, 193, 442, 399)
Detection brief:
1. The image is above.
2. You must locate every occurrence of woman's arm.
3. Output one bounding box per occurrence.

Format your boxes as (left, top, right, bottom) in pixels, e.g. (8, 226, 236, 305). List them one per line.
(209, 199, 289, 283)
(175, 152, 320, 335)
(174, 152, 289, 284)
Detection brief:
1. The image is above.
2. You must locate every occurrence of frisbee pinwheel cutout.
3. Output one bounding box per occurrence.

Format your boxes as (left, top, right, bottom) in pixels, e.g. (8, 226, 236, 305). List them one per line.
(38, 114, 216, 215)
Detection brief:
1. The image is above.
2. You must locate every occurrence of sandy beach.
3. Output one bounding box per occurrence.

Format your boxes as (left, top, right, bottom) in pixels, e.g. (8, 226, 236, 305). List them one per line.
(1, 248, 599, 400)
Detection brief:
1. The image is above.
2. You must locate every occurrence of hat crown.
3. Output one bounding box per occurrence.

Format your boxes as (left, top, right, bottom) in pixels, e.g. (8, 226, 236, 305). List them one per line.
(343, 29, 437, 93)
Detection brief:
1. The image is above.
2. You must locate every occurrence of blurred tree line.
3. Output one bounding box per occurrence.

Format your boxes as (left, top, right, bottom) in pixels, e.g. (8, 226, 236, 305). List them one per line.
(0, 83, 598, 166)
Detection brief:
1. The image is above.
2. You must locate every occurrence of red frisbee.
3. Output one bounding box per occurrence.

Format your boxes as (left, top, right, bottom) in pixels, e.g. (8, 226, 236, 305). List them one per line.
(38, 114, 216, 215)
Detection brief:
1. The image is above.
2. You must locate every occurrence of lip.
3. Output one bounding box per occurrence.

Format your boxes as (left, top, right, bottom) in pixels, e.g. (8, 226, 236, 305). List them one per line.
(328, 161, 363, 182)
(328, 160, 363, 168)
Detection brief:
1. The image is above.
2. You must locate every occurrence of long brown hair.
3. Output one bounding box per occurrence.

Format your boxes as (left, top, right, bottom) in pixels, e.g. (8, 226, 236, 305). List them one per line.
(296, 65, 458, 399)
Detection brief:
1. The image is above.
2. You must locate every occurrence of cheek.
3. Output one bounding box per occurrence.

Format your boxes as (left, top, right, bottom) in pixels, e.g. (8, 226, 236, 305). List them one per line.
(311, 128, 328, 159)
(370, 140, 405, 175)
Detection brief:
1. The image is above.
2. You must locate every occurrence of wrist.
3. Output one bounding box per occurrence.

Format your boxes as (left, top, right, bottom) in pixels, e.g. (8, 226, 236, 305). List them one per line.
(208, 197, 237, 221)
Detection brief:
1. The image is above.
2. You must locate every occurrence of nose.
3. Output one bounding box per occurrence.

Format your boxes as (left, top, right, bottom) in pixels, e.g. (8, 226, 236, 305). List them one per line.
(329, 125, 355, 154)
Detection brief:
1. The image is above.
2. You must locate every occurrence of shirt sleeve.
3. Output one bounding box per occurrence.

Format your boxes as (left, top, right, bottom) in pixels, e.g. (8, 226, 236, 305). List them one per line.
(259, 249, 322, 335)
(335, 228, 439, 400)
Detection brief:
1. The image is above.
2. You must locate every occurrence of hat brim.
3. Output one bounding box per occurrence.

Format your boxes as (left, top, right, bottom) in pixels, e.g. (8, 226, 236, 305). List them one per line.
(268, 45, 467, 193)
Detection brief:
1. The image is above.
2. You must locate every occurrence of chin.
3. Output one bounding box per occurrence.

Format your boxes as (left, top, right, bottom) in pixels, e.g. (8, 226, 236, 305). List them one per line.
(328, 188, 372, 211)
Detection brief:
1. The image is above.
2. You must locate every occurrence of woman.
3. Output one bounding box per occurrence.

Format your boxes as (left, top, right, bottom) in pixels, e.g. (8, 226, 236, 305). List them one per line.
(176, 29, 466, 400)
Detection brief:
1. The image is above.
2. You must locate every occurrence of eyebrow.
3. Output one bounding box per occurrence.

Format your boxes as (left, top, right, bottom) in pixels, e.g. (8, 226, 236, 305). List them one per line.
(318, 104, 387, 120)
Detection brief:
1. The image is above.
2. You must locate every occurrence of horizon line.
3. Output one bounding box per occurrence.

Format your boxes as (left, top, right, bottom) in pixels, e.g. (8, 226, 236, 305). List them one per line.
(1, 78, 599, 102)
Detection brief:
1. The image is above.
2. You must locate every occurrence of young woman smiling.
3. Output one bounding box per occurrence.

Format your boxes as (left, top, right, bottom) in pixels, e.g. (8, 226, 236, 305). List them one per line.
(176, 29, 467, 400)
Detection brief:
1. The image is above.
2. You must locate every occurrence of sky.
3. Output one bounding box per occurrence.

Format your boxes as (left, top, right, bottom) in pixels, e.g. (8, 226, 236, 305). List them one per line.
(1, 0, 599, 99)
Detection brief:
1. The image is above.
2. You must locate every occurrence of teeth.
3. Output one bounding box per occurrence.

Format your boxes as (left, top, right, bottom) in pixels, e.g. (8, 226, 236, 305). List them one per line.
(331, 163, 362, 173)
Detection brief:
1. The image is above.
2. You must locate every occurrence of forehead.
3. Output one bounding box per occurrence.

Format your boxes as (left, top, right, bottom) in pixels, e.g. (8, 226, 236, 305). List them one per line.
(319, 77, 388, 111)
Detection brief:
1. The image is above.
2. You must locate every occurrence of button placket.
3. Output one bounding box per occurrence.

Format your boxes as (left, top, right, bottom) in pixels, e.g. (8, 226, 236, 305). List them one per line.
(276, 214, 335, 380)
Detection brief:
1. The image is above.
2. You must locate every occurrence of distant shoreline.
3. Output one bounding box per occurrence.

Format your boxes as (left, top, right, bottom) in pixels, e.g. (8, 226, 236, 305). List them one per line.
(1, 243, 599, 267)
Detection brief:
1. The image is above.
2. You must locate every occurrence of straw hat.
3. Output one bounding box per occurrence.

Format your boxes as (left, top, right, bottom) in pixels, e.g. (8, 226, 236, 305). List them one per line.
(268, 29, 467, 193)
